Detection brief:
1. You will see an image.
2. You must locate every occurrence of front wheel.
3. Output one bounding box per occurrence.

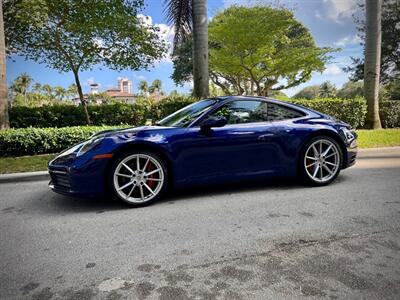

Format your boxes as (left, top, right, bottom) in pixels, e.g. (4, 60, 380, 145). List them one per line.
(300, 136, 342, 186)
(109, 151, 168, 207)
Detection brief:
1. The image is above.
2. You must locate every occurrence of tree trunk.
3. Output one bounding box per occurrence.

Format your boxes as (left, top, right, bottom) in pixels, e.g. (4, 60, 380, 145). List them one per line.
(72, 70, 91, 125)
(364, 0, 382, 129)
(0, 3, 9, 129)
(192, 0, 209, 98)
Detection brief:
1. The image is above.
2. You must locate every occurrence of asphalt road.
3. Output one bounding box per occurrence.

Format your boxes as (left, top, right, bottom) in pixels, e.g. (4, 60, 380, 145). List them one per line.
(1, 147, 400, 300)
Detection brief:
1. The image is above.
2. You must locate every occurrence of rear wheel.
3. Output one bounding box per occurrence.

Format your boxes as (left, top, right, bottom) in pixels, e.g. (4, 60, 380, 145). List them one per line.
(300, 136, 342, 186)
(109, 151, 168, 207)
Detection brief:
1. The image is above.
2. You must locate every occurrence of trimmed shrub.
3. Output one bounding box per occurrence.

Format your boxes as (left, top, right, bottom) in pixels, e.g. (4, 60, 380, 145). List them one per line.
(380, 101, 400, 128)
(286, 98, 367, 129)
(0, 126, 127, 157)
(7, 97, 400, 130)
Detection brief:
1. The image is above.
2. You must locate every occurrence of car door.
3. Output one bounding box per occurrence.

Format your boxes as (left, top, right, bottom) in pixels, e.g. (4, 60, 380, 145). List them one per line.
(175, 100, 295, 184)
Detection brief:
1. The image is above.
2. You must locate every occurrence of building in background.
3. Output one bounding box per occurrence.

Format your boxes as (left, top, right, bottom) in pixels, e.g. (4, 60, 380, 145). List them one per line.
(73, 78, 136, 105)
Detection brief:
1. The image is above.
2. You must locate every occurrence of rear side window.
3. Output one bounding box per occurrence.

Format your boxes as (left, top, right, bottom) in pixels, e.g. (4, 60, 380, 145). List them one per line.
(266, 103, 305, 121)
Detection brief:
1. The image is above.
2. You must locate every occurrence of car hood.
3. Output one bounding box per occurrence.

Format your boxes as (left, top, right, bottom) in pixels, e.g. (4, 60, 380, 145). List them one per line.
(92, 125, 172, 138)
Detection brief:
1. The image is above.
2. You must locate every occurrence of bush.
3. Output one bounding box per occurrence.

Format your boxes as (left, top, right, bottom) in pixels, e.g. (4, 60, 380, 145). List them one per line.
(9, 103, 140, 128)
(0, 126, 127, 157)
(380, 101, 400, 128)
(286, 98, 367, 129)
(7, 96, 400, 130)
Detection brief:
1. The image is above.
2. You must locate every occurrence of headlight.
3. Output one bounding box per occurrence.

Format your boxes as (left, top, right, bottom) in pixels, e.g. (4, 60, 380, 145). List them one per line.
(77, 135, 105, 156)
(341, 128, 356, 142)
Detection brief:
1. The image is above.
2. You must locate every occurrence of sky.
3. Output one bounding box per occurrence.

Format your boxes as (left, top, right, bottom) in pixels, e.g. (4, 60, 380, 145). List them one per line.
(6, 0, 363, 97)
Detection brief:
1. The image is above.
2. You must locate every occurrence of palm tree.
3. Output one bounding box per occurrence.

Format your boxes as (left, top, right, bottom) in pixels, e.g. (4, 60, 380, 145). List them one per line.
(364, 0, 382, 129)
(41, 84, 53, 99)
(32, 82, 42, 93)
(150, 79, 162, 93)
(164, 0, 209, 98)
(54, 86, 66, 101)
(0, 2, 8, 129)
(138, 80, 148, 95)
(10, 73, 32, 104)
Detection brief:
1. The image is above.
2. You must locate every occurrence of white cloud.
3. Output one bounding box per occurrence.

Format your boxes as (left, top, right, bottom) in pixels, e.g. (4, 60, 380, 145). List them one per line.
(323, 0, 358, 23)
(323, 64, 343, 75)
(137, 14, 175, 65)
(132, 74, 147, 81)
(334, 34, 362, 47)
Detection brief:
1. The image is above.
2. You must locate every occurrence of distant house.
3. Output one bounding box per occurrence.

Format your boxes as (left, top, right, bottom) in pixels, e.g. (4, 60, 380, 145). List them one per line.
(73, 78, 136, 105)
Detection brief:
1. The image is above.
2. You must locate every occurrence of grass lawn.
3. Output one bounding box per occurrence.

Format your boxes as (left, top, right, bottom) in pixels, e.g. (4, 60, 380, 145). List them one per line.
(356, 129, 400, 149)
(0, 154, 55, 174)
(0, 129, 399, 174)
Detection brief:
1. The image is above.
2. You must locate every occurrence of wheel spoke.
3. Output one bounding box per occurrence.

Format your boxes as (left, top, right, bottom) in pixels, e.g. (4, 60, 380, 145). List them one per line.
(325, 152, 337, 159)
(126, 184, 136, 199)
(322, 144, 332, 157)
(319, 165, 323, 179)
(146, 169, 161, 176)
(319, 141, 322, 154)
(147, 178, 162, 182)
(325, 161, 336, 167)
(142, 158, 150, 171)
(143, 183, 155, 195)
(117, 180, 134, 191)
(306, 156, 318, 161)
(115, 173, 131, 178)
(122, 163, 135, 174)
(312, 165, 320, 178)
(139, 185, 144, 201)
(136, 155, 140, 171)
(322, 164, 333, 175)
(312, 145, 318, 157)
(306, 161, 318, 168)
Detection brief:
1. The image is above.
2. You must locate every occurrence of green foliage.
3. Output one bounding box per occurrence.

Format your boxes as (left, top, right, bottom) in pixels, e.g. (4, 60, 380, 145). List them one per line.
(292, 85, 320, 99)
(345, 0, 400, 83)
(380, 101, 400, 128)
(318, 81, 337, 98)
(0, 126, 128, 156)
(288, 98, 367, 129)
(208, 6, 334, 95)
(6, 98, 400, 161)
(336, 81, 364, 99)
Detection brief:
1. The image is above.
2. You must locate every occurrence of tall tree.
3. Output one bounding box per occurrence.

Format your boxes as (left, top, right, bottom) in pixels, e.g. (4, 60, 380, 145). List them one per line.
(10, 73, 32, 104)
(150, 79, 162, 93)
(173, 6, 333, 96)
(0, 2, 8, 129)
(138, 80, 148, 95)
(318, 81, 337, 98)
(5, 0, 166, 124)
(345, 0, 399, 83)
(164, 0, 209, 98)
(364, 0, 382, 129)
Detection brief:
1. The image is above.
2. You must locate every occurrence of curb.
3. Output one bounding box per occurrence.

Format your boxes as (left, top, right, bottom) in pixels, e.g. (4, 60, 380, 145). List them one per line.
(0, 171, 49, 184)
(358, 146, 400, 152)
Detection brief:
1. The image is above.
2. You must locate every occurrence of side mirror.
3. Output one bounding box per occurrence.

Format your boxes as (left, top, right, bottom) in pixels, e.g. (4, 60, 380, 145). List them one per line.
(200, 116, 227, 130)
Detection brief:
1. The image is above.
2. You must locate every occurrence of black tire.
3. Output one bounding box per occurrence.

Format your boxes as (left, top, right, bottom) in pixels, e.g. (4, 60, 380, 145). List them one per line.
(299, 136, 343, 186)
(108, 151, 169, 207)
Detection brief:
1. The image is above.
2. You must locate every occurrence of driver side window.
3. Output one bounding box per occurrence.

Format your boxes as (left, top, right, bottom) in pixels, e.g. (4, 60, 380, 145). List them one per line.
(208, 100, 268, 124)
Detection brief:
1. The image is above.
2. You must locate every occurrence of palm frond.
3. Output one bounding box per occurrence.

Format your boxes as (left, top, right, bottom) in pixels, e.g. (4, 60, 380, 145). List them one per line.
(163, 0, 192, 48)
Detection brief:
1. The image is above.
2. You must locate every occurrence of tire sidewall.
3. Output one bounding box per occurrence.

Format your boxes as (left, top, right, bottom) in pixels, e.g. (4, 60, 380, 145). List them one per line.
(299, 136, 343, 186)
(108, 151, 169, 207)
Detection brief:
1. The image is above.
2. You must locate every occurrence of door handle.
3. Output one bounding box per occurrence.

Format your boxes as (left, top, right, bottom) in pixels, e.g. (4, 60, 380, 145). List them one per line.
(258, 133, 274, 140)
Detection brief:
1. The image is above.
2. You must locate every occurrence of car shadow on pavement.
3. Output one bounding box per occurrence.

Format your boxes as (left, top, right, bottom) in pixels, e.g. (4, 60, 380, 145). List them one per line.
(44, 176, 329, 214)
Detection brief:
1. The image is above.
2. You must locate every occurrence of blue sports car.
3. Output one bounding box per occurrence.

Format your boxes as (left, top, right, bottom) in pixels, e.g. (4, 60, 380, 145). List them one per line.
(48, 96, 357, 207)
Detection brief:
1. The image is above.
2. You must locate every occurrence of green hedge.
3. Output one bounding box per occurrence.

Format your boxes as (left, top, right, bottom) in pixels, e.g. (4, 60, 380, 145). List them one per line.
(288, 98, 367, 129)
(0, 126, 127, 157)
(2, 98, 400, 157)
(9, 97, 400, 130)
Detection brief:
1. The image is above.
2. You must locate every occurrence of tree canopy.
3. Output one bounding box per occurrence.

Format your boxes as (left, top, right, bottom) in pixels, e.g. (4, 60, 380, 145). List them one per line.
(171, 5, 333, 96)
(4, 0, 167, 123)
(345, 0, 399, 83)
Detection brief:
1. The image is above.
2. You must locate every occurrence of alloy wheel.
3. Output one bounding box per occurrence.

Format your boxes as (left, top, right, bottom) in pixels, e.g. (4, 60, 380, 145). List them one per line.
(113, 154, 164, 203)
(304, 139, 340, 183)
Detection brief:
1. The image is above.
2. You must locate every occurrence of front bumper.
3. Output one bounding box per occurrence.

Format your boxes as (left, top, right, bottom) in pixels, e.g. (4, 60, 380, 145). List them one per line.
(48, 154, 110, 198)
(344, 138, 358, 169)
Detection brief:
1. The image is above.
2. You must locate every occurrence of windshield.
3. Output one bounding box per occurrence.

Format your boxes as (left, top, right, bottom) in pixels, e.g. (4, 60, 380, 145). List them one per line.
(156, 99, 217, 127)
